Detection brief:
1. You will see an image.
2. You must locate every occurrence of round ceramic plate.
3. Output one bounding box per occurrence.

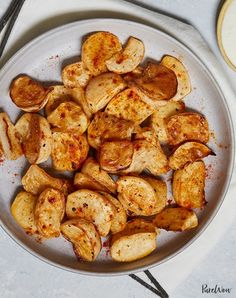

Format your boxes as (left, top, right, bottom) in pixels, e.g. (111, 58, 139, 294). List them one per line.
(0, 18, 234, 276)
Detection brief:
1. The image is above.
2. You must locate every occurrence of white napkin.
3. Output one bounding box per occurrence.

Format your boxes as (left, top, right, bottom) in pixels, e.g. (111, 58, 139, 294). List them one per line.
(0, 0, 235, 294)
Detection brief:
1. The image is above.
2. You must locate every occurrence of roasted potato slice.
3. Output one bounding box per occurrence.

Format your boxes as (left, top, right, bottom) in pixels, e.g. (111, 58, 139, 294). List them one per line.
(85, 72, 126, 113)
(47, 101, 89, 134)
(0, 112, 22, 160)
(62, 62, 91, 88)
(117, 176, 159, 216)
(169, 141, 214, 170)
(11, 191, 37, 235)
(87, 111, 135, 149)
(51, 132, 88, 171)
(16, 113, 52, 164)
(35, 188, 65, 238)
(99, 140, 134, 173)
(166, 112, 209, 146)
(122, 139, 169, 176)
(81, 157, 116, 194)
(82, 31, 122, 76)
(153, 207, 198, 231)
(149, 100, 185, 143)
(10, 75, 48, 112)
(126, 62, 177, 101)
(22, 165, 69, 195)
(99, 192, 127, 234)
(173, 161, 206, 208)
(66, 189, 115, 236)
(142, 177, 167, 214)
(105, 88, 154, 124)
(110, 219, 157, 262)
(134, 127, 158, 147)
(74, 173, 109, 192)
(161, 55, 191, 100)
(61, 218, 101, 261)
(106, 37, 145, 74)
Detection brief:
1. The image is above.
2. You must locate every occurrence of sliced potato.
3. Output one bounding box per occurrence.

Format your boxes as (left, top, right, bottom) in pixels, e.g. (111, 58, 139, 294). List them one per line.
(16, 113, 52, 164)
(61, 218, 101, 261)
(126, 62, 177, 101)
(47, 101, 89, 134)
(99, 140, 134, 173)
(35, 188, 65, 238)
(62, 62, 91, 88)
(134, 127, 158, 147)
(106, 37, 145, 74)
(87, 111, 135, 149)
(122, 139, 169, 176)
(105, 88, 154, 124)
(173, 161, 206, 209)
(169, 141, 214, 170)
(117, 176, 159, 216)
(81, 157, 116, 194)
(142, 176, 167, 214)
(99, 192, 127, 234)
(51, 132, 88, 171)
(0, 112, 22, 160)
(66, 189, 115, 236)
(82, 31, 122, 76)
(161, 55, 191, 100)
(22, 165, 69, 195)
(74, 173, 109, 192)
(149, 100, 185, 143)
(85, 72, 126, 113)
(110, 219, 157, 262)
(153, 207, 198, 231)
(9, 75, 48, 112)
(166, 112, 209, 146)
(11, 191, 37, 235)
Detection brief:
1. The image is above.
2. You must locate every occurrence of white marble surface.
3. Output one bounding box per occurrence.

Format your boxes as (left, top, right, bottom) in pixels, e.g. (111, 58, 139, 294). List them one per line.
(0, 1, 236, 297)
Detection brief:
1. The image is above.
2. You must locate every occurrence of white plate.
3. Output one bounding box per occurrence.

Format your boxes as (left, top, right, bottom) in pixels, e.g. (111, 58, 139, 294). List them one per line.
(0, 18, 234, 276)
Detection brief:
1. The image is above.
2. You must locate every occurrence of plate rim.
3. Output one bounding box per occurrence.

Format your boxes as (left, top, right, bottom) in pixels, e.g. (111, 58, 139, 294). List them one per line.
(0, 17, 235, 276)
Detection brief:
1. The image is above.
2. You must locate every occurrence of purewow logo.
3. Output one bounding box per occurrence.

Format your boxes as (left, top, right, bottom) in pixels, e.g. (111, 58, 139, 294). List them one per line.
(202, 284, 232, 294)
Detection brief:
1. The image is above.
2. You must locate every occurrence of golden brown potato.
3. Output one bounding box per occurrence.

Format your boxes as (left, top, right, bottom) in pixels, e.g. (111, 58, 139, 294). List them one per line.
(134, 127, 158, 147)
(169, 141, 214, 170)
(0, 112, 23, 160)
(74, 173, 109, 192)
(85, 72, 126, 114)
(16, 113, 52, 164)
(51, 132, 89, 171)
(99, 140, 134, 173)
(149, 100, 185, 143)
(110, 219, 157, 262)
(62, 62, 92, 88)
(106, 37, 145, 74)
(99, 192, 127, 234)
(9, 75, 48, 112)
(11, 191, 37, 235)
(142, 176, 167, 214)
(105, 88, 154, 124)
(117, 176, 159, 216)
(66, 189, 115, 236)
(161, 55, 191, 100)
(81, 157, 116, 194)
(87, 112, 135, 149)
(166, 112, 209, 146)
(61, 218, 101, 261)
(82, 31, 122, 76)
(22, 165, 69, 195)
(47, 101, 89, 134)
(35, 188, 65, 238)
(173, 161, 206, 209)
(126, 62, 177, 101)
(153, 207, 198, 231)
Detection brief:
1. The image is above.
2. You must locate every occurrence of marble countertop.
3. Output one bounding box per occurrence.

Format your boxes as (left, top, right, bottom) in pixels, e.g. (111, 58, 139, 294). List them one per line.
(0, 1, 236, 297)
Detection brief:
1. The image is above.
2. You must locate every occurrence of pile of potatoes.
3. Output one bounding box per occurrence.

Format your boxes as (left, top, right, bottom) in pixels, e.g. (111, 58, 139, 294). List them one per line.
(0, 31, 215, 262)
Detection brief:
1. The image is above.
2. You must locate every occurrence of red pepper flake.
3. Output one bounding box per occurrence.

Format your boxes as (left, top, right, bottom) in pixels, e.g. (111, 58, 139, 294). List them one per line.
(167, 199, 173, 205)
(48, 197, 56, 203)
(102, 239, 110, 248)
(205, 164, 214, 180)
